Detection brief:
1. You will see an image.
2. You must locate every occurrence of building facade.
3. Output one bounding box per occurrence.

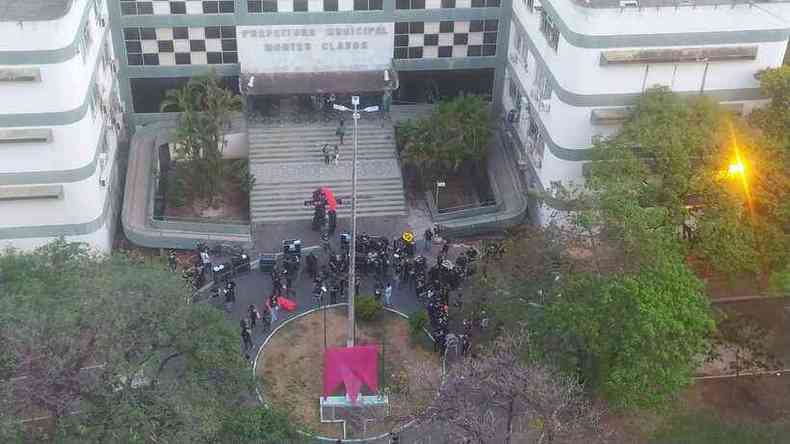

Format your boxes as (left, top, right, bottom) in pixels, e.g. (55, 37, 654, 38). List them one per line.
(0, 0, 125, 253)
(501, 0, 790, 224)
(0, 0, 787, 251)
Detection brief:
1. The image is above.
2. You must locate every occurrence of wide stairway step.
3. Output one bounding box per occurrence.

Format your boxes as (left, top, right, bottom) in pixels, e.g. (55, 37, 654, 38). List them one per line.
(247, 122, 405, 223)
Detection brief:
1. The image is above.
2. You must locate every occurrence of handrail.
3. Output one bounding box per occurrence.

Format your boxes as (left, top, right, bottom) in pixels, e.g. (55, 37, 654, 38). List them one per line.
(438, 200, 497, 214)
(153, 215, 249, 225)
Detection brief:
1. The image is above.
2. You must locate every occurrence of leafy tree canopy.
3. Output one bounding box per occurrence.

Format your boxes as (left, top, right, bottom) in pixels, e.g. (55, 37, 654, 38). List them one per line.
(399, 95, 492, 176)
(586, 87, 790, 278)
(750, 66, 790, 149)
(0, 240, 298, 443)
(537, 259, 714, 410)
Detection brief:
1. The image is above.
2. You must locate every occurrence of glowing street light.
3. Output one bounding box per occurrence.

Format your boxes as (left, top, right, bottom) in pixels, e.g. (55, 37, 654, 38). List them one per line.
(727, 160, 745, 178)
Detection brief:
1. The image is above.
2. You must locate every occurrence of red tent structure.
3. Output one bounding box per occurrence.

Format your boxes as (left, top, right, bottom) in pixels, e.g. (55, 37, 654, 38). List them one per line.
(323, 345, 379, 403)
(320, 187, 337, 212)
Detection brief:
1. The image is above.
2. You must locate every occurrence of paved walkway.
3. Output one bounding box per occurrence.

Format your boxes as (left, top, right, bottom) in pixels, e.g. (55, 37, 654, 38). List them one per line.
(199, 236, 479, 443)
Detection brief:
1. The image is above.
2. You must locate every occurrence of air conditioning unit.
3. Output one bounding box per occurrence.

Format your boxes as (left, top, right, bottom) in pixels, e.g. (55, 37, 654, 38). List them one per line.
(619, 0, 638, 7)
(538, 100, 551, 113)
(509, 53, 519, 64)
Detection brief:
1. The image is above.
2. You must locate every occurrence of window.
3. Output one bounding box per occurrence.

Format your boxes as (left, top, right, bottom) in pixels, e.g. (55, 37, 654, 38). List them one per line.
(202, 1, 235, 12)
(205, 26, 221, 39)
(81, 23, 93, 62)
(203, 1, 219, 12)
(441, 0, 455, 7)
(120, 2, 137, 15)
(533, 64, 552, 100)
(175, 53, 191, 65)
(396, 0, 425, 7)
(174, 27, 188, 39)
(508, 79, 522, 107)
(170, 1, 187, 13)
(354, 0, 382, 9)
(540, 11, 559, 51)
(248, 0, 277, 11)
(324, 0, 339, 9)
(143, 54, 160, 65)
(294, 0, 308, 11)
(524, 0, 535, 12)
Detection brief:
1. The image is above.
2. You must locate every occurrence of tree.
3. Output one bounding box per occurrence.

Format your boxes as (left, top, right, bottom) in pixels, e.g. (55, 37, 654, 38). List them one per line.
(586, 86, 790, 281)
(0, 240, 299, 442)
(537, 259, 715, 410)
(399, 95, 491, 183)
(750, 66, 790, 149)
(215, 406, 307, 443)
(462, 226, 573, 339)
(412, 329, 600, 444)
(160, 72, 243, 206)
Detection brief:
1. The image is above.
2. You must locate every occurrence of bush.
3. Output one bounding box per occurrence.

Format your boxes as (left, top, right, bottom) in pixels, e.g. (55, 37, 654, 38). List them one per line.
(408, 310, 429, 338)
(355, 296, 383, 322)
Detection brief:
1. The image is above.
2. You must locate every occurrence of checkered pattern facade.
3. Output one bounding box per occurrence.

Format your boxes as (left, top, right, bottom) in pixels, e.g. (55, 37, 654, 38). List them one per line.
(395, 0, 500, 9)
(120, 0, 235, 15)
(394, 20, 498, 59)
(124, 26, 238, 65)
(246, 0, 382, 12)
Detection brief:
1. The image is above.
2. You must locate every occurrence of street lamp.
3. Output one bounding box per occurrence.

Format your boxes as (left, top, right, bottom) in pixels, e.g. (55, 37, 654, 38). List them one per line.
(333, 96, 380, 347)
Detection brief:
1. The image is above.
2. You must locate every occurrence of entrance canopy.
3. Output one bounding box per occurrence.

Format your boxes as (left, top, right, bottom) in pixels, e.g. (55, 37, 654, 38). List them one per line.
(241, 70, 391, 95)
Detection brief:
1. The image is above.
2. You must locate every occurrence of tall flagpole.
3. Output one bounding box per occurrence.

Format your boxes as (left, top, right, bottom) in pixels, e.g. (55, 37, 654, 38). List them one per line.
(346, 96, 360, 347)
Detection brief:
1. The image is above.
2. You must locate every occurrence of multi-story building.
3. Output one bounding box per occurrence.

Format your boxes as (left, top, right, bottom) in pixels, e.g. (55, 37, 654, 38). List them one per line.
(501, 0, 790, 224)
(502, 0, 790, 222)
(0, 0, 125, 252)
(0, 0, 787, 251)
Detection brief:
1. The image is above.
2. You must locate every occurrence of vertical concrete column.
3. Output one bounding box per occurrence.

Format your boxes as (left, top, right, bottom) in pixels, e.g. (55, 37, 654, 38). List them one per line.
(492, 0, 513, 118)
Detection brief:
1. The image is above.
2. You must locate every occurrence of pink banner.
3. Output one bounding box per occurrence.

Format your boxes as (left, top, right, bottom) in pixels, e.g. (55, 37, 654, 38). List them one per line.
(323, 345, 379, 402)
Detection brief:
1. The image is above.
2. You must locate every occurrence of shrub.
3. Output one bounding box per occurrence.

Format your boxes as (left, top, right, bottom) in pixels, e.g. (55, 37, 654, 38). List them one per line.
(355, 296, 383, 322)
(408, 310, 429, 338)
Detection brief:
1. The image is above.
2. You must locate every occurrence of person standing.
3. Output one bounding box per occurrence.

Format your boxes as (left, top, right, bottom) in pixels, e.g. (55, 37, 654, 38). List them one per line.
(248, 304, 259, 330)
(241, 327, 253, 351)
(200, 249, 212, 280)
(423, 228, 434, 252)
(336, 118, 346, 145)
(383, 282, 393, 306)
(269, 299, 279, 323)
(168, 250, 178, 272)
(332, 144, 340, 165)
(330, 282, 339, 304)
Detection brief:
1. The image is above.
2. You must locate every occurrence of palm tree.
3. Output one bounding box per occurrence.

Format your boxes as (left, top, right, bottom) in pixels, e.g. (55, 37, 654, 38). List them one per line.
(160, 71, 243, 207)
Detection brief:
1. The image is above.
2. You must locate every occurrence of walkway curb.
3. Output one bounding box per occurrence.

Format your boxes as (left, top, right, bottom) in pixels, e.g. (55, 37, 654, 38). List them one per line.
(252, 304, 423, 443)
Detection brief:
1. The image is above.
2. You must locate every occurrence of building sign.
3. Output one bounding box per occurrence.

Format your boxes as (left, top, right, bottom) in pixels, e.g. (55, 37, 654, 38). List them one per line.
(238, 23, 394, 73)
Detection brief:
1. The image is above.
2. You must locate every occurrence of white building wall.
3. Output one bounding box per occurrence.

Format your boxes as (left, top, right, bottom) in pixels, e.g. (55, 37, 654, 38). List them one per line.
(505, 0, 790, 224)
(0, 0, 122, 253)
(0, 1, 111, 114)
(0, 0, 96, 52)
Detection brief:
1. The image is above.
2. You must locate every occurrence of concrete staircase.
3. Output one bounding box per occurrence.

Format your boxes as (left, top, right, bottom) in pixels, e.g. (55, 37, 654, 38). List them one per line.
(247, 123, 407, 223)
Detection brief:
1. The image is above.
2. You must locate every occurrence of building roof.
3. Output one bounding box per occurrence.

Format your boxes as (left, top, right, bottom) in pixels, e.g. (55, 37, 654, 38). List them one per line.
(0, 0, 74, 22)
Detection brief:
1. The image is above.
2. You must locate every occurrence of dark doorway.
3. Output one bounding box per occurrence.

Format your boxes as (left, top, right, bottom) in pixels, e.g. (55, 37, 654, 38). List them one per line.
(394, 69, 494, 104)
(130, 76, 240, 113)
